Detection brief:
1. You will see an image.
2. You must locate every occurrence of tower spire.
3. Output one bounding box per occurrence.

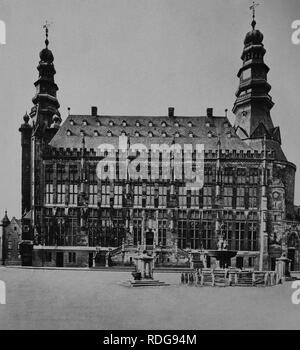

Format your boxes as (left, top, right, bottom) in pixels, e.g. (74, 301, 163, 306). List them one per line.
(30, 22, 60, 134)
(232, 4, 278, 142)
(250, 1, 259, 29)
(43, 20, 51, 48)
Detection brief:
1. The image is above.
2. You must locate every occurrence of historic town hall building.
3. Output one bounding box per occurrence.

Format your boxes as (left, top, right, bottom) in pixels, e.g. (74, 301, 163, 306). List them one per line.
(19, 13, 300, 270)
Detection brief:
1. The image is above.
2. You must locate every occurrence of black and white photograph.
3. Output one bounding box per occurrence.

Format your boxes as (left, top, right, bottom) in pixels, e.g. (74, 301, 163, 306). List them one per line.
(0, 0, 300, 337)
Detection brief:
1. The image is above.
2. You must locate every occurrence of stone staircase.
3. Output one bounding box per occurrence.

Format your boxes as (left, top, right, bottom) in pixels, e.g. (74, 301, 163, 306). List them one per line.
(121, 279, 170, 287)
(232, 272, 253, 287)
(213, 270, 229, 287)
(202, 270, 214, 286)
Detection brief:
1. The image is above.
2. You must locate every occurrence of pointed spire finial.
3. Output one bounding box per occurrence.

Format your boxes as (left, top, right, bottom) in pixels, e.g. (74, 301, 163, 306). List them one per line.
(250, 1, 259, 29)
(43, 21, 52, 48)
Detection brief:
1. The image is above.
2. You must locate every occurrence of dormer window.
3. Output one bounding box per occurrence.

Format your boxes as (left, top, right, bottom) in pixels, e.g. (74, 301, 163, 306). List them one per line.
(80, 130, 85, 137)
(227, 132, 232, 138)
(174, 122, 179, 127)
(175, 132, 180, 138)
(206, 122, 210, 127)
(94, 130, 99, 136)
(121, 130, 127, 136)
(207, 131, 213, 138)
(189, 132, 194, 138)
(162, 132, 167, 137)
(135, 120, 140, 127)
(82, 119, 88, 126)
(135, 131, 140, 137)
(70, 119, 75, 126)
(107, 130, 112, 137)
(109, 120, 114, 126)
(66, 129, 72, 136)
(122, 120, 127, 127)
(188, 121, 193, 127)
(148, 131, 153, 137)
(148, 121, 153, 127)
(161, 121, 167, 127)
(96, 119, 101, 126)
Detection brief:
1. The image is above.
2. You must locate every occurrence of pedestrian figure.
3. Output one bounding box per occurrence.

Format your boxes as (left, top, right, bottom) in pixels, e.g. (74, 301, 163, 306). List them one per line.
(184, 272, 189, 284)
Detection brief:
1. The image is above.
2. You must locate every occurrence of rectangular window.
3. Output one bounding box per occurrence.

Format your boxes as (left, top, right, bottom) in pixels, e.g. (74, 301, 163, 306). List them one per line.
(204, 167, 213, 184)
(202, 221, 212, 249)
(112, 214, 125, 247)
(190, 190, 199, 208)
(45, 184, 54, 204)
(190, 219, 201, 249)
(101, 184, 111, 206)
(114, 185, 123, 207)
(158, 186, 167, 207)
(235, 222, 245, 250)
(222, 221, 233, 249)
(249, 187, 258, 208)
(223, 187, 233, 207)
(177, 219, 187, 249)
(236, 187, 245, 208)
(69, 165, 78, 205)
(203, 186, 212, 206)
(89, 184, 98, 205)
(57, 184, 66, 204)
(178, 187, 187, 208)
(100, 219, 110, 246)
(249, 168, 259, 184)
(133, 219, 142, 245)
(223, 168, 234, 184)
(237, 168, 246, 184)
(158, 219, 167, 246)
(134, 186, 143, 207)
(68, 252, 76, 263)
(56, 164, 65, 204)
(248, 222, 258, 251)
(45, 164, 54, 204)
(146, 186, 155, 207)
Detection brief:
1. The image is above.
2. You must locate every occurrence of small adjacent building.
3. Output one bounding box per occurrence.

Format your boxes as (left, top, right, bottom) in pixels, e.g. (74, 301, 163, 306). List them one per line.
(1, 211, 21, 265)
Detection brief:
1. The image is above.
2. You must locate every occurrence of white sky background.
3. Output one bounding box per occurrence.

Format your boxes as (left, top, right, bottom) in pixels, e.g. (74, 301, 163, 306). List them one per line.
(0, 0, 299, 218)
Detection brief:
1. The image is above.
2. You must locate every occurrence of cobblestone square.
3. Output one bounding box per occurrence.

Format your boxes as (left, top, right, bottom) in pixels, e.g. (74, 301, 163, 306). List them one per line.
(0, 267, 299, 330)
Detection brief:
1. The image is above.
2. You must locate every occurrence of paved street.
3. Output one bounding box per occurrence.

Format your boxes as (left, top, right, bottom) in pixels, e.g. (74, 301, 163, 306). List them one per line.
(0, 267, 299, 330)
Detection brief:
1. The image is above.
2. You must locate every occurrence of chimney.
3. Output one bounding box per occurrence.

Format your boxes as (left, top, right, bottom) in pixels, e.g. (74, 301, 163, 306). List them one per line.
(168, 107, 175, 117)
(91, 106, 98, 116)
(206, 108, 213, 117)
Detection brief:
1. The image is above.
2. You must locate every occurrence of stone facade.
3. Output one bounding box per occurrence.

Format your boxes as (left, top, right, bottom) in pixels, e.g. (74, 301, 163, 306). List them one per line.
(18, 15, 300, 271)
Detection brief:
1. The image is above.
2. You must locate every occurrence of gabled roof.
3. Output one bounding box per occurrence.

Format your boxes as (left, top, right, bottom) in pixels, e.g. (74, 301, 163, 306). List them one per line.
(49, 114, 253, 152)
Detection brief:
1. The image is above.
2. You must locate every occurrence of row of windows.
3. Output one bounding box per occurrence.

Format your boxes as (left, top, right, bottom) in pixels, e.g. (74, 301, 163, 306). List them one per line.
(43, 208, 258, 221)
(45, 183, 258, 209)
(42, 209, 259, 250)
(45, 164, 261, 185)
(177, 220, 258, 251)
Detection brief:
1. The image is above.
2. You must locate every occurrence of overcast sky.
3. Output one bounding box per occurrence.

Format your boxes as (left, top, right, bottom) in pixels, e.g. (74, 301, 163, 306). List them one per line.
(0, 0, 299, 218)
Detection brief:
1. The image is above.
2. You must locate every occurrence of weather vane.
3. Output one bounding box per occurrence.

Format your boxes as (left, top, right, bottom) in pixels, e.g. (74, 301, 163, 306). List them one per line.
(250, 1, 259, 20)
(42, 20, 53, 47)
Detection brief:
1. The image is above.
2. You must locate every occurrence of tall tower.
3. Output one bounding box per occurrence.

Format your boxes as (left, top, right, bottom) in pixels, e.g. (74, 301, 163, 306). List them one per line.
(232, 3, 280, 143)
(30, 22, 61, 135)
(19, 23, 61, 265)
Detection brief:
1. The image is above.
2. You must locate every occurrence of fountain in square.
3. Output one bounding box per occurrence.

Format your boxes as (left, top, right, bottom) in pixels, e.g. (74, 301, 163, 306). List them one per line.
(121, 250, 169, 287)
